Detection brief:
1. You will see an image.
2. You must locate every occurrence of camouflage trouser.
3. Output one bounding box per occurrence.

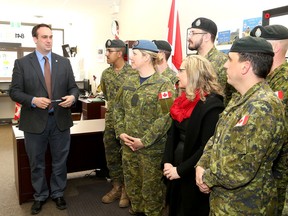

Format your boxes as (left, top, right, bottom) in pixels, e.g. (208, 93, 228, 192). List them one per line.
(122, 145, 166, 216)
(276, 178, 288, 215)
(103, 125, 123, 183)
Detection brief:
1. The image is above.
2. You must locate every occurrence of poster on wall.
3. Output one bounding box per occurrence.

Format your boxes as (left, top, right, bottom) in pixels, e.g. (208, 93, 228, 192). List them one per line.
(217, 29, 239, 54)
(0, 51, 17, 81)
(217, 29, 239, 46)
(216, 19, 241, 54)
(242, 17, 262, 37)
(96, 47, 105, 63)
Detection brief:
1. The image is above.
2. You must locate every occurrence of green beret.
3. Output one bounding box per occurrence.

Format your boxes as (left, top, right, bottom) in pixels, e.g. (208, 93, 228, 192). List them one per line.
(105, 39, 126, 48)
(191, 17, 217, 36)
(230, 36, 274, 56)
(132, 40, 159, 53)
(250, 25, 288, 40)
(152, 40, 172, 52)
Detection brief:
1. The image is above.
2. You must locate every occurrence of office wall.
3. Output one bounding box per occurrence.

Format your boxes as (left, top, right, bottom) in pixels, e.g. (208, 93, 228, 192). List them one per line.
(97, 0, 287, 91)
(118, 0, 288, 48)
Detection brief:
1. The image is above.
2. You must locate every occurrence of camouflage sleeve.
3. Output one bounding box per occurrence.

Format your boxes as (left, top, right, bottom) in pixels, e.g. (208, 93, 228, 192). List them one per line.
(113, 86, 125, 139)
(203, 101, 284, 189)
(273, 82, 288, 214)
(273, 117, 288, 215)
(141, 82, 175, 148)
(196, 136, 214, 168)
(100, 72, 107, 99)
(273, 141, 288, 215)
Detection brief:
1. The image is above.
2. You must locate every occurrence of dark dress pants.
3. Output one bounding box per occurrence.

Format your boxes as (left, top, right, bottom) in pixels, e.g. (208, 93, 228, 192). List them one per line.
(24, 115, 70, 201)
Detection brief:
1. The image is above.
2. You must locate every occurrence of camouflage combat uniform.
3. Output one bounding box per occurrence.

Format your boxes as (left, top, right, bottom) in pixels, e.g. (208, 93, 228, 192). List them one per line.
(267, 62, 288, 215)
(100, 63, 137, 183)
(197, 82, 287, 215)
(161, 67, 178, 85)
(206, 47, 235, 106)
(114, 72, 175, 216)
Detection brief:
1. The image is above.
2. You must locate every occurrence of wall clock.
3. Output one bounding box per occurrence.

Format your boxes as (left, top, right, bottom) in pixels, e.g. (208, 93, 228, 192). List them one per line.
(111, 20, 119, 38)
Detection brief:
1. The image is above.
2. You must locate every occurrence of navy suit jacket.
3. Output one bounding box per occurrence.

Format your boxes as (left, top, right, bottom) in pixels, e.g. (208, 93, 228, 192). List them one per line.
(10, 51, 79, 133)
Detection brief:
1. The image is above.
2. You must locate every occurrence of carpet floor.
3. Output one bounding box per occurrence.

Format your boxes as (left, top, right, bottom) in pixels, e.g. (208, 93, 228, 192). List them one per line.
(66, 179, 130, 216)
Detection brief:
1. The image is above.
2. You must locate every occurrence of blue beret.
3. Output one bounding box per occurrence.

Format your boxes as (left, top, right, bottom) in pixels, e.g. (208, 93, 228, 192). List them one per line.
(105, 39, 126, 48)
(230, 36, 274, 56)
(250, 25, 288, 40)
(191, 17, 217, 36)
(132, 40, 159, 53)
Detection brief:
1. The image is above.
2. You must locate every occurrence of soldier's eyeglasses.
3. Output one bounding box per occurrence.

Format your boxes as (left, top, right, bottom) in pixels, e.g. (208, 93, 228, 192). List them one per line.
(106, 49, 119, 53)
(189, 32, 207, 36)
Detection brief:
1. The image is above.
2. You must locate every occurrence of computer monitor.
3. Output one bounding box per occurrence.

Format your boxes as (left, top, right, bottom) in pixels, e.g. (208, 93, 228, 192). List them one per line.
(83, 78, 91, 94)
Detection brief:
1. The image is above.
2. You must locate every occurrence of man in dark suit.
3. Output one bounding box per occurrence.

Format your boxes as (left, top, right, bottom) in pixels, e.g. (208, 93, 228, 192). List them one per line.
(10, 23, 79, 215)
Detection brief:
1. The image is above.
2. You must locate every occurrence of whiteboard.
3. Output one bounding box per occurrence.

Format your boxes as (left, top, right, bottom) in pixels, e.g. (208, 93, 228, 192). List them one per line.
(0, 23, 64, 81)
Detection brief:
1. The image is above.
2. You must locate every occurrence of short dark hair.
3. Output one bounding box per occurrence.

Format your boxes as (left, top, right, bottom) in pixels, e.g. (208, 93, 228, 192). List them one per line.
(32, 23, 51, 38)
(162, 50, 171, 61)
(238, 52, 273, 79)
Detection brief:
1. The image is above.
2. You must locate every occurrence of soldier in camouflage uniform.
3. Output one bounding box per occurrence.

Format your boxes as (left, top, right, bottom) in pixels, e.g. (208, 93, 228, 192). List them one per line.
(251, 24, 288, 215)
(152, 40, 178, 85)
(114, 40, 175, 216)
(188, 17, 235, 105)
(100, 39, 137, 208)
(195, 36, 287, 215)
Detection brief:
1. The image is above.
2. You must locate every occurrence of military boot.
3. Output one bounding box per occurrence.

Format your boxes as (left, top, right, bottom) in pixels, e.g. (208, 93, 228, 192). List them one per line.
(119, 186, 129, 208)
(102, 182, 122, 203)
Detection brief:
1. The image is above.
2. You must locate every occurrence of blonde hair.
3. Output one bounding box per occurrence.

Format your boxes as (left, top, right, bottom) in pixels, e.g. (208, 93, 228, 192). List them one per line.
(182, 55, 224, 101)
(139, 50, 160, 70)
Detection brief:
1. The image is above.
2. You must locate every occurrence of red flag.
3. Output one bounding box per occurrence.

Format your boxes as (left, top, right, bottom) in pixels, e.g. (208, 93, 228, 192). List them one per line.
(167, 0, 182, 70)
(158, 91, 172, 99)
(14, 102, 21, 120)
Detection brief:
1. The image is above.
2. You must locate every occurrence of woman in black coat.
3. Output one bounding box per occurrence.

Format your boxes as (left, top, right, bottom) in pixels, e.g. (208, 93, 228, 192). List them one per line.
(162, 55, 225, 216)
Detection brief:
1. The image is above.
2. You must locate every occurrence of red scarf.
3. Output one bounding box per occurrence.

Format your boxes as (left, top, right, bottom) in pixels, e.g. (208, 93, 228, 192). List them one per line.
(170, 91, 202, 123)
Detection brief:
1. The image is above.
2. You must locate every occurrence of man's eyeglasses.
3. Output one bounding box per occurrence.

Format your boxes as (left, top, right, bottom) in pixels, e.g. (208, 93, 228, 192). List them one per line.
(188, 31, 207, 36)
(187, 28, 207, 37)
(106, 49, 119, 53)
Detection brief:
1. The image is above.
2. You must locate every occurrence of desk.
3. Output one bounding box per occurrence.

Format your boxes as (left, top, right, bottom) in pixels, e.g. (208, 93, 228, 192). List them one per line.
(13, 119, 107, 204)
(79, 98, 105, 120)
(101, 105, 107, 119)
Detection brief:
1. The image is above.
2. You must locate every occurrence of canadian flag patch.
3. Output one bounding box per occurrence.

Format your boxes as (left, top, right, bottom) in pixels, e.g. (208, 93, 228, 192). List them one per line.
(158, 91, 172, 99)
(275, 91, 284, 100)
(235, 115, 249, 127)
